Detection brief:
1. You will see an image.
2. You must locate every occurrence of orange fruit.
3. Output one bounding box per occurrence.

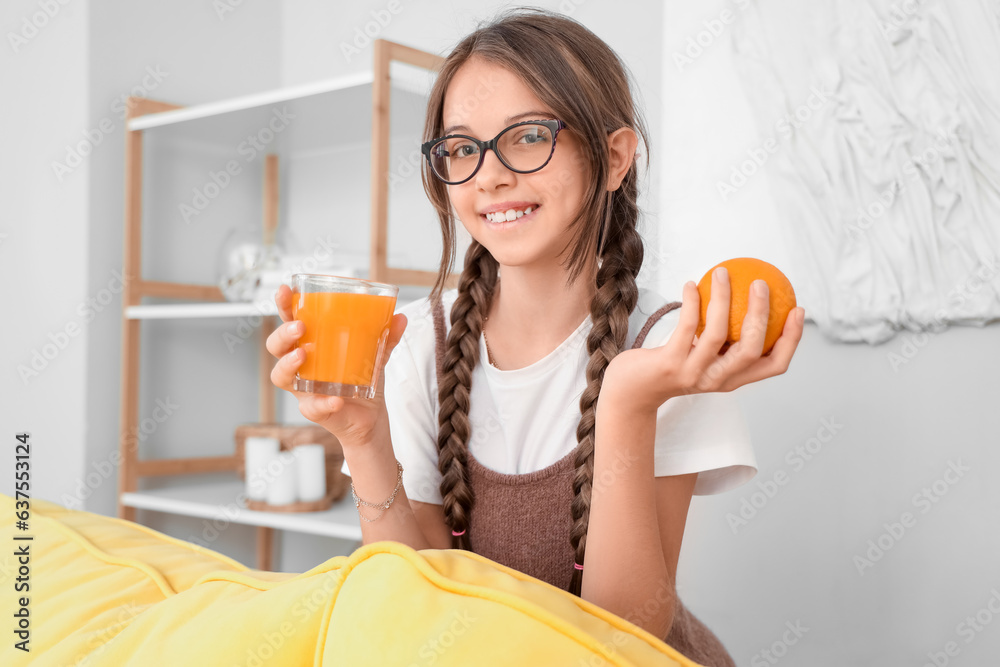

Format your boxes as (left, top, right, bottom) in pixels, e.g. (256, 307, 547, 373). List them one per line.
(695, 257, 796, 355)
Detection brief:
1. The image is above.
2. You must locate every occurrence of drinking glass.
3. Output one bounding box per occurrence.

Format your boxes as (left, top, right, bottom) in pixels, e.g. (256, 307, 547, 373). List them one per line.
(290, 274, 398, 400)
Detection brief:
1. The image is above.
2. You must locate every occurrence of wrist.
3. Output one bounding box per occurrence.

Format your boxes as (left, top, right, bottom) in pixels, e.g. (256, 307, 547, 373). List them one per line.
(336, 405, 392, 451)
(600, 361, 666, 418)
(340, 417, 391, 455)
(340, 424, 399, 496)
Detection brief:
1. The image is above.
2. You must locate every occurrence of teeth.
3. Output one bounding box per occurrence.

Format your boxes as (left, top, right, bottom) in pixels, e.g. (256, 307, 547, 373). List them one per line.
(486, 206, 535, 223)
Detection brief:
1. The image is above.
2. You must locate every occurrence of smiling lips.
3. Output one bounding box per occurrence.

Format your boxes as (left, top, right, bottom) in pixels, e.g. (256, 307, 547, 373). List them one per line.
(483, 205, 538, 224)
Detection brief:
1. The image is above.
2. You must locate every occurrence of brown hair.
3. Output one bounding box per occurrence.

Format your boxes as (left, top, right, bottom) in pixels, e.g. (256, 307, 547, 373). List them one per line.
(422, 6, 650, 597)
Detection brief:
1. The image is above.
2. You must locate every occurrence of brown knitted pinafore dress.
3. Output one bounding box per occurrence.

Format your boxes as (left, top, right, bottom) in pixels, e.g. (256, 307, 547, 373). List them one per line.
(431, 299, 736, 667)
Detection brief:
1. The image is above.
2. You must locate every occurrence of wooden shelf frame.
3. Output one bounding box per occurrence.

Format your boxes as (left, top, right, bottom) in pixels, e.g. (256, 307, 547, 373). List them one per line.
(370, 40, 453, 287)
(117, 39, 451, 571)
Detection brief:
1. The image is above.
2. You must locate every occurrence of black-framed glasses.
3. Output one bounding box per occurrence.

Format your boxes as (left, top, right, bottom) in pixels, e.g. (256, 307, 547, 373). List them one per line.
(421, 119, 567, 185)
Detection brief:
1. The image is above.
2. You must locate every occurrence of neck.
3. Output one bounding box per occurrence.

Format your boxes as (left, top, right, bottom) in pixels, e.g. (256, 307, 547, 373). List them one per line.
(487, 257, 599, 344)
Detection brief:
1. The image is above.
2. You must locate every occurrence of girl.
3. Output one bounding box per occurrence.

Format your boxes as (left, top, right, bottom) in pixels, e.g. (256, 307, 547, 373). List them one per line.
(268, 8, 804, 665)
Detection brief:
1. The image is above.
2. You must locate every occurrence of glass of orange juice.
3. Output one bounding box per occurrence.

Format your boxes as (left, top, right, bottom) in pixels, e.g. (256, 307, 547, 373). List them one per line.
(289, 274, 398, 400)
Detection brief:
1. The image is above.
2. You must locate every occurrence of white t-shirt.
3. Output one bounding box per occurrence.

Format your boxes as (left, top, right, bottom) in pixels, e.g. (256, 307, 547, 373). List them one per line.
(342, 286, 757, 502)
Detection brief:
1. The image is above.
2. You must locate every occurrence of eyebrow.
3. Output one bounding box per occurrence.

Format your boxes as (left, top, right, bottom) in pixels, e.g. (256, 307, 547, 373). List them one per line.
(443, 111, 554, 136)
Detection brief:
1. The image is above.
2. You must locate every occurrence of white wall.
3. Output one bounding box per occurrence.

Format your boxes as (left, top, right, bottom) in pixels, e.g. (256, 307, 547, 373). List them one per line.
(658, 0, 789, 296)
(1, 0, 90, 514)
(661, 1, 1000, 665)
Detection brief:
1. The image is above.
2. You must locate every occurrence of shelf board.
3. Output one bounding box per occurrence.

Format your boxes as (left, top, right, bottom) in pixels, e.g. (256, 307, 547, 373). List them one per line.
(129, 67, 436, 155)
(126, 285, 431, 319)
(128, 67, 434, 131)
(127, 301, 279, 319)
(120, 477, 362, 541)
(129, 72, 374, 132)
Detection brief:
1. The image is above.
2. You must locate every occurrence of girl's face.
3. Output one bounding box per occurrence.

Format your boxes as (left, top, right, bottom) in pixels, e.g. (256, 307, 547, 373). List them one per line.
(440, 58, 590, 270)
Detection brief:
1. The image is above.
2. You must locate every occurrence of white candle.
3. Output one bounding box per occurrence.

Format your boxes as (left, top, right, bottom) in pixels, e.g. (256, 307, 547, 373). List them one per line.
(264, 451, 298, 505)
(293, 444, 327, 502)
(244, 436, 280, 501)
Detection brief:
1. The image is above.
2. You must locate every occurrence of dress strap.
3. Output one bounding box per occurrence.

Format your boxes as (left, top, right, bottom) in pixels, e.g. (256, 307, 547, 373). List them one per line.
(632, 301, 682, 349)
(432, 298, 447, 391)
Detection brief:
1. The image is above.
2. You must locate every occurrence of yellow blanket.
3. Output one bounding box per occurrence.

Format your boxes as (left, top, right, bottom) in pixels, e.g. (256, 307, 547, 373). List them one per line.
(0, 494, 698, 666)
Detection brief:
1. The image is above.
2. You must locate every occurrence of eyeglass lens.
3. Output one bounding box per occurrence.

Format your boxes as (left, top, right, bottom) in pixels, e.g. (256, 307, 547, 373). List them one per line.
(429, 123, 555, 183)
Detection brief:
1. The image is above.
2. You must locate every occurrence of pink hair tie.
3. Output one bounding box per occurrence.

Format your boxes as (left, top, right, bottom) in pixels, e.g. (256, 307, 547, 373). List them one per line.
(452, 529, 466, 536)
(573, 562, 584, 571)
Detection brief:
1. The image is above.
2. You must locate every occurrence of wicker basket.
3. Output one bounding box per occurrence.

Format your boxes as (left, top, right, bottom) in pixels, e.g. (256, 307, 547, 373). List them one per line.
(234, 423, 350, 512)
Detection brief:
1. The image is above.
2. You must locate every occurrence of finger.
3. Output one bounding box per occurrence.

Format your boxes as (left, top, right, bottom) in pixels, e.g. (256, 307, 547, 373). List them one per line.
(665, 281, 700, 356)
(724, 340, 797, 389)
(718, 307, 805, 390)
(270, 347, 305, 390)
(767, 306, 805, 359)
(690, 266, 731, 366)
(374, 313, 408, 399)
(274, 284, 294, 322)
(713, 281, 768, 379)
(746, 307, 804, 378)
(385, 313, 408, 356)
(737, 280, 769, 357)
(266, 318, 304, 358)
(375, 313, 407, 377)
(298, 392, 346, 425)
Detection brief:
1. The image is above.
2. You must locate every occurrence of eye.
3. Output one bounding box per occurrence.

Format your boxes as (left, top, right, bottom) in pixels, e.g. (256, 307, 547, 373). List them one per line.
(516, 128, 549, 144)
(453, 142, 478, 158)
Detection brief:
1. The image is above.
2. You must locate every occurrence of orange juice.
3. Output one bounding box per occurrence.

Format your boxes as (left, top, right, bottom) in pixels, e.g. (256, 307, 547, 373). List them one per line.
(291, 290, 396, 388)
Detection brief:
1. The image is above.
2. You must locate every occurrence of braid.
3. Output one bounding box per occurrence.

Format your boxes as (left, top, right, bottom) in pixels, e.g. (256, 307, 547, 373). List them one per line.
(435, 240, 498, 551)
(568, 187, 644, 597)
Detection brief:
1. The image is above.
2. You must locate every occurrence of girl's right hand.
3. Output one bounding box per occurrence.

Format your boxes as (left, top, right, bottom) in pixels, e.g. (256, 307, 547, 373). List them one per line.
(266, 283, 408, 449)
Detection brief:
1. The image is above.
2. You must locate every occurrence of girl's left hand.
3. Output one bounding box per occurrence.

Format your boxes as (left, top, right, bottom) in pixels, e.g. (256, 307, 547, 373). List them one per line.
(601, 269, 805, 414)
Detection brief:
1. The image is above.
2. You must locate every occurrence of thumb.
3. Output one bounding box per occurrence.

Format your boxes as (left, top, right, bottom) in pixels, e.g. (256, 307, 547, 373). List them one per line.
(380, 313, 408, 367)
(372, 313, 407, 401)
(388, 313, 407, 350)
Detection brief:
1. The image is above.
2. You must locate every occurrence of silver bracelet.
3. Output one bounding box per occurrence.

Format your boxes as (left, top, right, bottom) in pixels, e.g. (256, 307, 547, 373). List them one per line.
(350, 460, 403, 523)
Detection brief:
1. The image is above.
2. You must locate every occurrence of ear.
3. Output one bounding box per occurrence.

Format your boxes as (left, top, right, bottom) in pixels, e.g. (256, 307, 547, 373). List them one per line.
(605, 127, 639, 192)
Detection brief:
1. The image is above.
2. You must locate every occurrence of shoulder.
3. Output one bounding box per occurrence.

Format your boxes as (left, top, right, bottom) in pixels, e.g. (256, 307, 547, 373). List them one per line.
(627, 286, 682, 349)
(396, 287, 459, 343)
(388, 288, 460, 391)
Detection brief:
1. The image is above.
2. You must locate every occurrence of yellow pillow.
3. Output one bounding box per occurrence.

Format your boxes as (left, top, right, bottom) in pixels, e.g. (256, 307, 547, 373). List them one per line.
(0, 494, 698, 666)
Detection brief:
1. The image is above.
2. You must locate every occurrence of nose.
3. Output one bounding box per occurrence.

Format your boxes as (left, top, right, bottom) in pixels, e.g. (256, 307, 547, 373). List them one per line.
(473, 146, 513, 190)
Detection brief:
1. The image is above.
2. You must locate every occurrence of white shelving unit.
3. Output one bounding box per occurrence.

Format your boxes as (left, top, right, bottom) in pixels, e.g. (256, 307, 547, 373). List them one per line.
(117, 40, 452, 570)
(121, 477, 362, 542)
